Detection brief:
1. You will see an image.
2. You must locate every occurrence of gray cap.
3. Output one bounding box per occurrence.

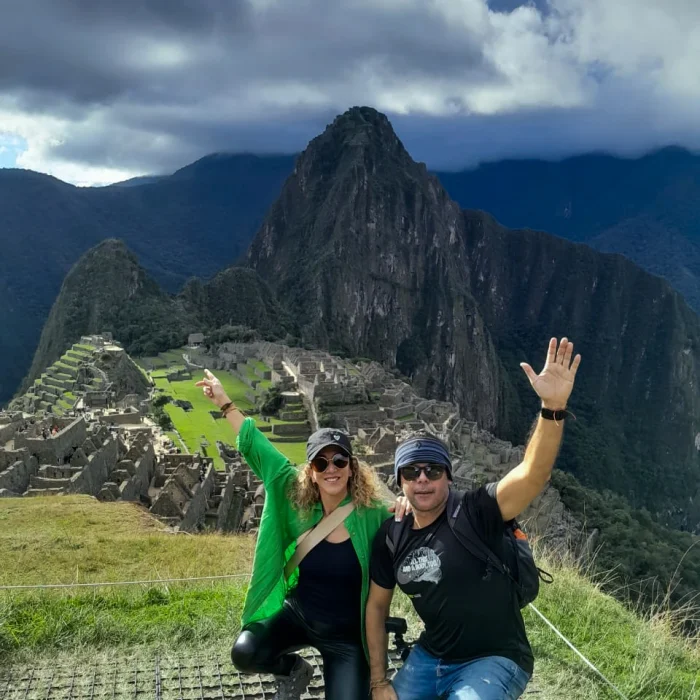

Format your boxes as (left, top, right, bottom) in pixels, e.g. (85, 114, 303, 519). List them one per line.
(306, 428, 353, 462)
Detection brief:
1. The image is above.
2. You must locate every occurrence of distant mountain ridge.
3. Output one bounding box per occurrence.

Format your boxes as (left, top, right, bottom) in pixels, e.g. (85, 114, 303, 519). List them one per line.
(5, 133, 700, 411)
(0, 154, 294, 404)
(438, 146, 700, 311)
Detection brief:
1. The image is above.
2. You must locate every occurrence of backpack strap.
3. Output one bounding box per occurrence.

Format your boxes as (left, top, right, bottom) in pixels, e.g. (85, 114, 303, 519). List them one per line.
(446, 489, 510, 578)
(385, 513, 413, 558)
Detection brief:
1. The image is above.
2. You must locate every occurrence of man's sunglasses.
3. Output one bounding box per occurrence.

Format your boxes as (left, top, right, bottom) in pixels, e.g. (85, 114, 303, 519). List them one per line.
(311, 453, 351, 473)
(399, 463, 446, 481)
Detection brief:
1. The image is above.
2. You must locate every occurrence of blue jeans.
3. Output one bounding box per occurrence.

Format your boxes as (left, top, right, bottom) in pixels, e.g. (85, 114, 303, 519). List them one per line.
(392, 644, 530, 700)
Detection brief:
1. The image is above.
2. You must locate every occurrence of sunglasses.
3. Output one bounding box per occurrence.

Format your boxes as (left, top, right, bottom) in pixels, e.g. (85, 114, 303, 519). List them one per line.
(311, 453, 351, 473)
(399, 463, 446, 481)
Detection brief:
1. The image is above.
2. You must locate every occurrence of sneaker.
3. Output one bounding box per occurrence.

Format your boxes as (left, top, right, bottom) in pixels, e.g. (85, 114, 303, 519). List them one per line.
(273, 656, 314, 700)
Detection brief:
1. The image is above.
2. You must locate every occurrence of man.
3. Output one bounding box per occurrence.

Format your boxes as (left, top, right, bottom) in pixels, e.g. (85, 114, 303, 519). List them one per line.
(366, 337, 581, 700)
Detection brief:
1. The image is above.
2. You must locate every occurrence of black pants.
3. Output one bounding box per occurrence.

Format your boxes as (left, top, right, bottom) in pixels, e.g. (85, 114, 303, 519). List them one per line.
(231, 597, 369, 699)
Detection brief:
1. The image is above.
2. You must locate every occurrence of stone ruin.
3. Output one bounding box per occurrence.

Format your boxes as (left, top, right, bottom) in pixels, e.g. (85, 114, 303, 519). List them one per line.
(9, 335, 150, 418)
(203, 340, 581, 551)
(1, 336, 580, 548)
(0, 408, 263, 534)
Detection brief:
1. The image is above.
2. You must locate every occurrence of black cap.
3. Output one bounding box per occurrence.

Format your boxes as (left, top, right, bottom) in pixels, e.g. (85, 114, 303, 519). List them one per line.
(306, 428, 353, 462)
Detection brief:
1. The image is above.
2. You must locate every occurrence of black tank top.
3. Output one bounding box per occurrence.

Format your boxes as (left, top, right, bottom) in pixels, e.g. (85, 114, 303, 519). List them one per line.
(294, 537, 363, 630)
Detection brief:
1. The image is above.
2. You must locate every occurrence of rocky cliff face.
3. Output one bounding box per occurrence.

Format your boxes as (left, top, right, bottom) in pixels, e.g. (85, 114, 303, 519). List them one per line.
(438, 147, 700, 314)
(462, 213, 700, 522)
(246, 107, 700, 525)
(247, 107, 505, 429)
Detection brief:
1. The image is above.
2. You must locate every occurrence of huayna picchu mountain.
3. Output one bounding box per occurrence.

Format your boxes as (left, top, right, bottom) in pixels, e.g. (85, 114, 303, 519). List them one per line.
(247, 106, 700, 529)
(247, 107, 505, 431)
(24, 240, 292, 392)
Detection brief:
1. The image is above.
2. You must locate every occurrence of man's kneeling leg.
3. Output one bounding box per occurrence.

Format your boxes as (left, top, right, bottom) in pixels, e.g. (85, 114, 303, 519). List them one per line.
(390, 644, 440, 700)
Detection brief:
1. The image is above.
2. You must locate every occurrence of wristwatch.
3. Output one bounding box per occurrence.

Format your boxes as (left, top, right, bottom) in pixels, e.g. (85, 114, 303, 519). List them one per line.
(541, 407, 568, 421)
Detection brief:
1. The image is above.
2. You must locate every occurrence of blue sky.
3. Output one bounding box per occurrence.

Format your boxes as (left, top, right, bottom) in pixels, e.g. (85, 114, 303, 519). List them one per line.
(0, 0, 699, 185)
(0, 134, 25, 169)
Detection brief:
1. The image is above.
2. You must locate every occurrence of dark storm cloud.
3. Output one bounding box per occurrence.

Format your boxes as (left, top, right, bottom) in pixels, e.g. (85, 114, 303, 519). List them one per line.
(2, 0, 699, 183)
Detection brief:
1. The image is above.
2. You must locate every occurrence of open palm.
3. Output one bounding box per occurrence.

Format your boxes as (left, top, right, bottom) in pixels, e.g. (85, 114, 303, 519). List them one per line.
(520, 337, 581, 409)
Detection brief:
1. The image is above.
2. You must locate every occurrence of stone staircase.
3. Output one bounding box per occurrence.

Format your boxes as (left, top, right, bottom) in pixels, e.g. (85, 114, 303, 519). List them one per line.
(25, 464, 82, 496)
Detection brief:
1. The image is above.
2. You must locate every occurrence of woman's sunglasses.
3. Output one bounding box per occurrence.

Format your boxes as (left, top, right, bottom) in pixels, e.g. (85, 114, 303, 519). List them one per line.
(399, 463, 446, 481)
(310, 453, 351, 473)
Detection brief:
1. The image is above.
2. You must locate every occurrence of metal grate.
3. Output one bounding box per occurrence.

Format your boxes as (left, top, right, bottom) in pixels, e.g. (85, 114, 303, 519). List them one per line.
(0, 650, 405, 700)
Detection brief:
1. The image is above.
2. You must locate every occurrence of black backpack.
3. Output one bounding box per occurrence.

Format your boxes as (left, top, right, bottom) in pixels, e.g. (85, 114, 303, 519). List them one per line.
(386, 488, 552, 608)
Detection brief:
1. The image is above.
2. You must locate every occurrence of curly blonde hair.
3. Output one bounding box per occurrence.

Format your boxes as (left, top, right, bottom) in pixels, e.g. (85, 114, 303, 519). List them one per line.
(292, 457, 385, 513)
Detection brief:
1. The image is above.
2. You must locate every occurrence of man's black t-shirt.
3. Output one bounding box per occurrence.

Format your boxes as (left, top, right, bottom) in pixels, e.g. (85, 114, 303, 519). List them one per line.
(370, 485, 533, 674)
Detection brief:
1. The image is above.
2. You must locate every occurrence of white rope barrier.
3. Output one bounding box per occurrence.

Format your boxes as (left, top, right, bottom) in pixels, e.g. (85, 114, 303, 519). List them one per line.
(528, 603, 630, 700)
(0, 573, 252, 591)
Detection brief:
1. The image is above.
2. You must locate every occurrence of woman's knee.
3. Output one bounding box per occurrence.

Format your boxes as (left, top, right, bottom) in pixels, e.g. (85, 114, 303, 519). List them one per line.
(231, 630, 260, 672)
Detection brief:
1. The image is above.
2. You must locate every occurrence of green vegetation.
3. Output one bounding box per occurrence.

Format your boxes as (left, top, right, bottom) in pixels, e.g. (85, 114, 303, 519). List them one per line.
(553, 471, 700, 619)
(258, 385, 284, 416)
(1, 498, 697, 698)
(0, 496, 254, 587)
(141, 351, 308, 468)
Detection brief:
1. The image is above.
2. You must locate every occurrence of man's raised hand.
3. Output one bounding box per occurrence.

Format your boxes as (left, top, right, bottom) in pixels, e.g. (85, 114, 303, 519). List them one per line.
(520, 337, 581, 410)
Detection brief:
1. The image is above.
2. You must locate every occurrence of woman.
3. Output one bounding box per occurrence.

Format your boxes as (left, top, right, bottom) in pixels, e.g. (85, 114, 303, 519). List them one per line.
(196, 369, 405, 700)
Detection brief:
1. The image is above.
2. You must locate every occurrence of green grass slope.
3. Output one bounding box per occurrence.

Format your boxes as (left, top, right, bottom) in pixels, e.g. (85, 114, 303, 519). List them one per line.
(1, 497, 697, 697)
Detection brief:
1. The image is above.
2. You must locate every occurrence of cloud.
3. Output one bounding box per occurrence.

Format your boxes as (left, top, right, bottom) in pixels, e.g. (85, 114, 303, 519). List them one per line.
(1, 0, 699, 184)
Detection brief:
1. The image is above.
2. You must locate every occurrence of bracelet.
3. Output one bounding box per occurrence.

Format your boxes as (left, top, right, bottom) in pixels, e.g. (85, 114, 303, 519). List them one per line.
(370, 678, 391, 690)
(220, 401, 236, 417)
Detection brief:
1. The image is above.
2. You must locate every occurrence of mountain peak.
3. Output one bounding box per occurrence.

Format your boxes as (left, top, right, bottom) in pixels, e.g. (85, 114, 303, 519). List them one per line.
(329, 106, 395, 137)
(300, 106, 412, 174)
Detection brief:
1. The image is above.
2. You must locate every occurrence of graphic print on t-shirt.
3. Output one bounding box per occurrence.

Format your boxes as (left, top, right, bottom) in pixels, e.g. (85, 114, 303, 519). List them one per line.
(397, 546, 442, 584)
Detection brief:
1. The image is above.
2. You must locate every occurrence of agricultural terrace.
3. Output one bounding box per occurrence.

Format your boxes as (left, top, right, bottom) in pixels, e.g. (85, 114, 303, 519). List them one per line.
(136, 349, 308, 468)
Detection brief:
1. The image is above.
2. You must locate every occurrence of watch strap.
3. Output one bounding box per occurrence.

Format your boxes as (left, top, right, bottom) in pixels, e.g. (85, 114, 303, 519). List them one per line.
(541, 407, 568, 421)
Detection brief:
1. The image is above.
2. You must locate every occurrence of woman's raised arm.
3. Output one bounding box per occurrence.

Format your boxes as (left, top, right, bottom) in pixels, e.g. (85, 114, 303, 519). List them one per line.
(195, 369, 293, 485)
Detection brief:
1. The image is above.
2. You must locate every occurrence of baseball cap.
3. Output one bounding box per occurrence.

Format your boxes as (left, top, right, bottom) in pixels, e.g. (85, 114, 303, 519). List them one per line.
(306, 428, 353, 462)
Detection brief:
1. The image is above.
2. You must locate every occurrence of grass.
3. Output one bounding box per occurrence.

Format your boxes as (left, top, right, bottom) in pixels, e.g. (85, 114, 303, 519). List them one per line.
(0, 496, 254, 587)
(0, 496, 254, 661)
(153, 371, 257, 469)
(1, 500, 698, 698)
(140, 351, 308, 469)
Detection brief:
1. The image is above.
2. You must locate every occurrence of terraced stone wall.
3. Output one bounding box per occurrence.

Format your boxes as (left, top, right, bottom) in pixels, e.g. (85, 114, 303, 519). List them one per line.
(65, 436, 118, 496)
(14, 417, 87, 465)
